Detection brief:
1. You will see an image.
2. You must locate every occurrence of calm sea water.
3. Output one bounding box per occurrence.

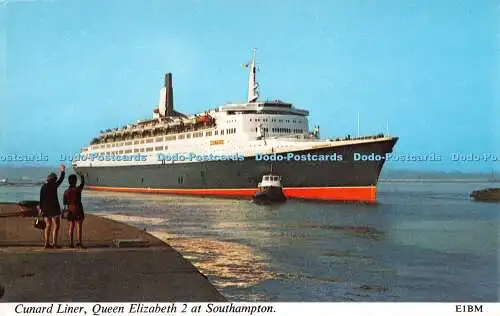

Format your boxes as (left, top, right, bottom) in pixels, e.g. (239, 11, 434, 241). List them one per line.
(0, 171, 498, 301)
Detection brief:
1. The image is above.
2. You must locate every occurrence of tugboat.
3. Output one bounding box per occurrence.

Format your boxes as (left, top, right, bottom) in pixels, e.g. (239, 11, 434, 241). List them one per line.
(252, 174, 287, 204)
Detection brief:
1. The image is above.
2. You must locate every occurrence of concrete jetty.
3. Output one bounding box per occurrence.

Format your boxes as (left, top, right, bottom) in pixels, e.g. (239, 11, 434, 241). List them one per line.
(0, 203, 225, 302)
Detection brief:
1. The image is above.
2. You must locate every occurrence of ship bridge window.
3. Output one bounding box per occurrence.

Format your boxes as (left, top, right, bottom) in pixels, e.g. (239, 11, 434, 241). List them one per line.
(155, 146, 163, 151)
(156, 137, 163, 142)
(214, 130, 218, 136)
(146, 139, 154, 144)
(186, 133, 191, 139)
(205, 131, 212, 137)
(134, 149, 139, 153)
(146, 147, 154, 152)
(178, 135, 185, 140)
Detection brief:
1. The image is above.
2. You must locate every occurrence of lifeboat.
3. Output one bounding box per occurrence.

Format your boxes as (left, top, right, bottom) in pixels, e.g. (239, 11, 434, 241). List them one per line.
(196, 113, 212, 124)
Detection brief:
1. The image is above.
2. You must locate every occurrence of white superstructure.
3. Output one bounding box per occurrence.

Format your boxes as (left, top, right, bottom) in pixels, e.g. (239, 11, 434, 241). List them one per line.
(74, 50, 389, 168)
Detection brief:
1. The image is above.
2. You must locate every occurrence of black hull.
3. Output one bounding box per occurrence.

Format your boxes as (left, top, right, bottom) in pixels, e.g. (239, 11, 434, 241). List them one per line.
(75, 137, 398, 202)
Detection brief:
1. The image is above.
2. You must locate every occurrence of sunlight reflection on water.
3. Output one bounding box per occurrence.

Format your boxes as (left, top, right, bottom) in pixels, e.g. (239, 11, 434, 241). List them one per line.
(151, 232, 276, 289)
(93, 212, 276, 290)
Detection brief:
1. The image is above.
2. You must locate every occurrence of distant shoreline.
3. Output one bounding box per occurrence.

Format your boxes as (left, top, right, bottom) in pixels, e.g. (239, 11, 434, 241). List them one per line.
(0, 165, 497, 183)
(380, 179, 498, 183)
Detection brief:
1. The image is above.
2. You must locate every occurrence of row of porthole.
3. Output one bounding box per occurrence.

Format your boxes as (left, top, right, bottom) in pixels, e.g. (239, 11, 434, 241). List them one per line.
(93, 173, 254, 186)
(250, 118, 303, 124)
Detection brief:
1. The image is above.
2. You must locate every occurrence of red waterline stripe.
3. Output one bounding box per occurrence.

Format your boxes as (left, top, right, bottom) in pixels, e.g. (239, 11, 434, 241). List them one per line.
(86, 185, 377, 203)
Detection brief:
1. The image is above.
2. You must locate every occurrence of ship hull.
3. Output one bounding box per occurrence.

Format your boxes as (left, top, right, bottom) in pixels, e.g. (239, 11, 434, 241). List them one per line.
(75, 137, 397, 203)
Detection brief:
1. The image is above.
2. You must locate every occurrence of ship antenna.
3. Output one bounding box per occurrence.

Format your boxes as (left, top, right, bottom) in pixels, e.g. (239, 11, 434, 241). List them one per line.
(357, 110, 360, 137)
(244, 48, 259, 103)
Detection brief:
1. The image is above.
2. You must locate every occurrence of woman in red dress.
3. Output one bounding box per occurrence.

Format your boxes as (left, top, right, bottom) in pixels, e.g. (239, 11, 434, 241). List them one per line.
(63, 173, 86, 248)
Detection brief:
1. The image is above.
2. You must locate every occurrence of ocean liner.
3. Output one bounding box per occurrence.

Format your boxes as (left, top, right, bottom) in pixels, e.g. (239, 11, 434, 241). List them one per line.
(73, 50, 398, 202)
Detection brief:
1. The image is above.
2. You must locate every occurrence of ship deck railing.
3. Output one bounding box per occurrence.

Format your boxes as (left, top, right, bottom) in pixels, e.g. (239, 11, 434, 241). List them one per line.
(93, 120, 217, 144)
(327, 133, 386, 142)
(266, 133, 386, 142)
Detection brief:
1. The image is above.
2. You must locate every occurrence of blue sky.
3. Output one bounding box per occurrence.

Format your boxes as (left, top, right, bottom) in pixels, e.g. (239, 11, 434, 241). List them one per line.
(0, 0, 498, 171)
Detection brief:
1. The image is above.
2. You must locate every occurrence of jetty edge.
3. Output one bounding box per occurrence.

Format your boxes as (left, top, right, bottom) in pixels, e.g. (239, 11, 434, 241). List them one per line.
(0, 202, 225, 302)
(470, 188, 500, 202)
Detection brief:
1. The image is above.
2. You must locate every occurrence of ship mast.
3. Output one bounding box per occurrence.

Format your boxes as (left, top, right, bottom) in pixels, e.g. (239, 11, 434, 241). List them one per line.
(245, 48, 259, 103)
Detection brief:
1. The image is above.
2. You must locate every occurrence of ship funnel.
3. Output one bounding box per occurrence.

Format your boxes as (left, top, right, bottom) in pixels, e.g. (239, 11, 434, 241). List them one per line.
(164, 73, 174, 116)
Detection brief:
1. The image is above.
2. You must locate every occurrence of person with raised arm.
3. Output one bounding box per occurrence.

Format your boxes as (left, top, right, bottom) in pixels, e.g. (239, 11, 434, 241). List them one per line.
(39, 164, 65, 249)
(64, 172, 86, 248)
